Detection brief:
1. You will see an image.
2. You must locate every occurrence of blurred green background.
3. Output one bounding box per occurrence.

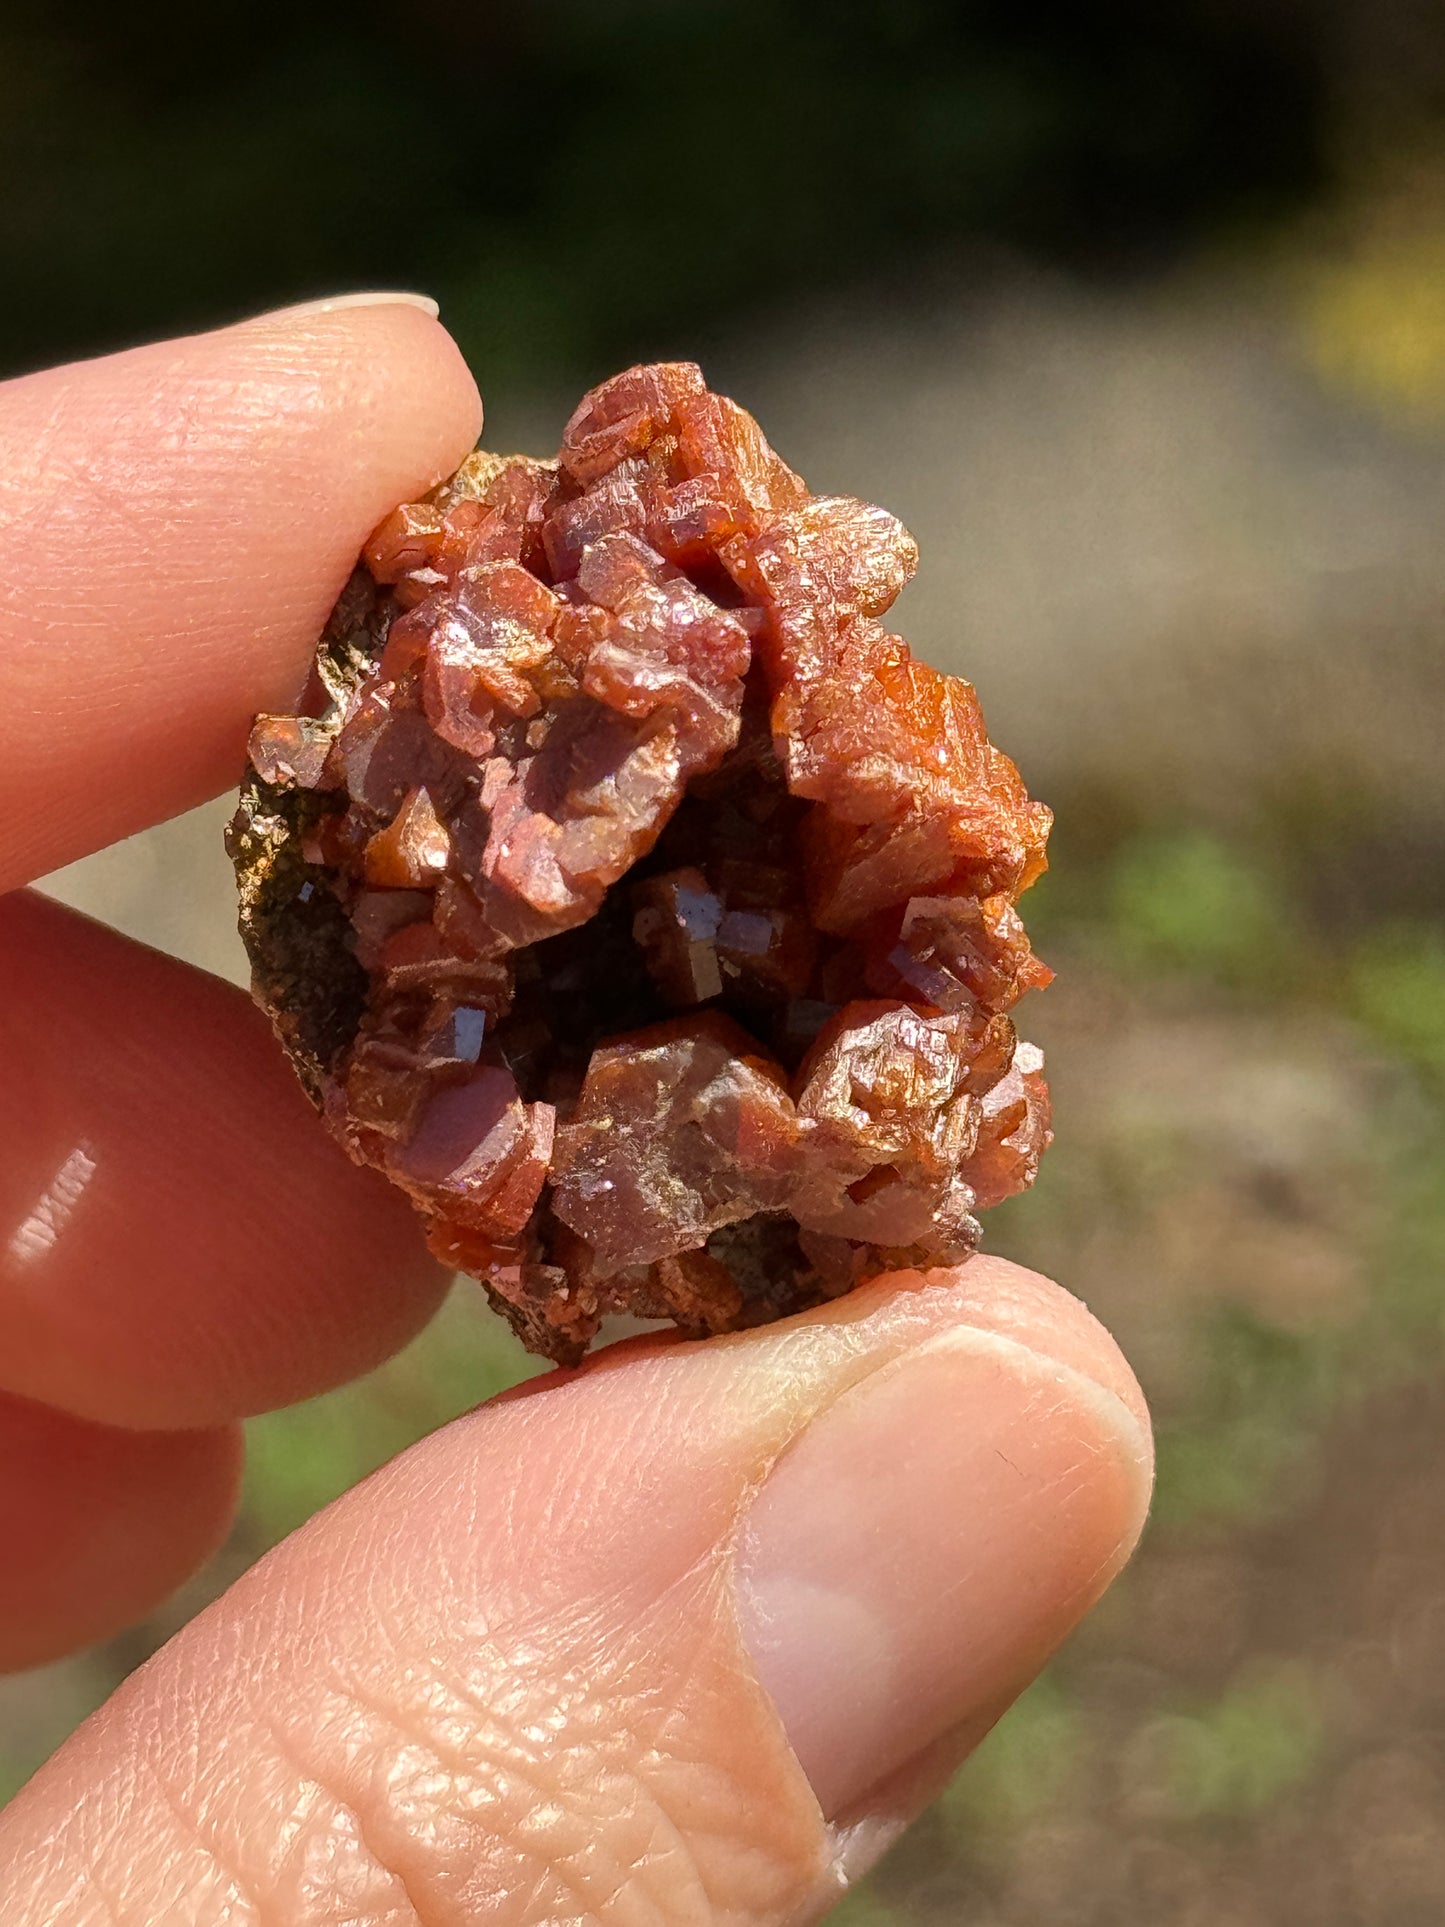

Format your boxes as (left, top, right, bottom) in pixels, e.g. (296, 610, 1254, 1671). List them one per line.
(6, 1, 1445, 1920)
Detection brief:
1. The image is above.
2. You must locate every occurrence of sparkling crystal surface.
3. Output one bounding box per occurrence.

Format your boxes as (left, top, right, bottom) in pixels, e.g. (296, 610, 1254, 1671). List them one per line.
(230, 363, 1054, 1363)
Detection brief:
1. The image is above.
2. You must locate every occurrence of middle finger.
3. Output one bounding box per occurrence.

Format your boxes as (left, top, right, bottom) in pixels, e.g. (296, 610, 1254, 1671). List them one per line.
(0, 890, 448, 1431)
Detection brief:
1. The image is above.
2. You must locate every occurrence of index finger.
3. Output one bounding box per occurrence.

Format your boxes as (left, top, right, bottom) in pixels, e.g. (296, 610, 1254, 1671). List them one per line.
(0, 295, 481, 891)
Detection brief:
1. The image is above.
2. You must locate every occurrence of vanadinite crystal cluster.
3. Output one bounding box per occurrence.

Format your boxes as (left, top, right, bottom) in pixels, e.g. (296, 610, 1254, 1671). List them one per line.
(229, 362, 1054, 1363)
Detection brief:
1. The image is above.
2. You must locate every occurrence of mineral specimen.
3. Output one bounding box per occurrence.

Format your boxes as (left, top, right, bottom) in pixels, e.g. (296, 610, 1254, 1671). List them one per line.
(229, 362, 1054, 1364)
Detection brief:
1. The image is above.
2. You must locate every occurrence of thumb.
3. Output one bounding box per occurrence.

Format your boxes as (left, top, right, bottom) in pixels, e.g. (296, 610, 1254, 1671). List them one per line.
(1, 1258, 1151, 1925)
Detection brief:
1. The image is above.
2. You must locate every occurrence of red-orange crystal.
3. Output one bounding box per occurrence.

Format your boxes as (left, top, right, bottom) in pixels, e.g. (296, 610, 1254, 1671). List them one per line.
(234, 362, 1054, 1363)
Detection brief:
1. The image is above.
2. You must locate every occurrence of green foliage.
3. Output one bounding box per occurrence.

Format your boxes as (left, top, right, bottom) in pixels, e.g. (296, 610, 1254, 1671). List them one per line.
(1349, 924, 1445, 1079)
(1156, 1406, 1315, 1528)
(1152, 1307, 1342, 1527)
(1150, 1084, 1445, 1527)
(1157, 1664, 1327, 1820)
(1107, 829, 1297, 989)
(1028, 825, 1445, 1546)
(828, 1888, 909, 1927)
(1384, 1134, 1445, 1348)
(242, 1289, 538, 1546)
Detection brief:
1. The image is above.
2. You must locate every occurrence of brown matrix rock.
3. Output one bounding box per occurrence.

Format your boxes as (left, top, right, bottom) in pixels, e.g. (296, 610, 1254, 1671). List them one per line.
(229, 362, 1054, 1363)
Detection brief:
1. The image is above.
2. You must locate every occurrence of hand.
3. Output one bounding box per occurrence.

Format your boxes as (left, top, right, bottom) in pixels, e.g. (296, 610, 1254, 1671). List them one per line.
(0, 300, 1153, 1925)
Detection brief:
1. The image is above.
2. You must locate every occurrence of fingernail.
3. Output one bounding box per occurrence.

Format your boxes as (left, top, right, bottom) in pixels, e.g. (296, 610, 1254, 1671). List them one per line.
(246, 291, 441, 322)
(734, 1324, 1152, 1822)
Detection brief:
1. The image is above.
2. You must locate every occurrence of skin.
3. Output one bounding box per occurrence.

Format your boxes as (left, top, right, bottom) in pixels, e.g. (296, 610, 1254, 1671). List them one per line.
(0, 300, 1154, 1924)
